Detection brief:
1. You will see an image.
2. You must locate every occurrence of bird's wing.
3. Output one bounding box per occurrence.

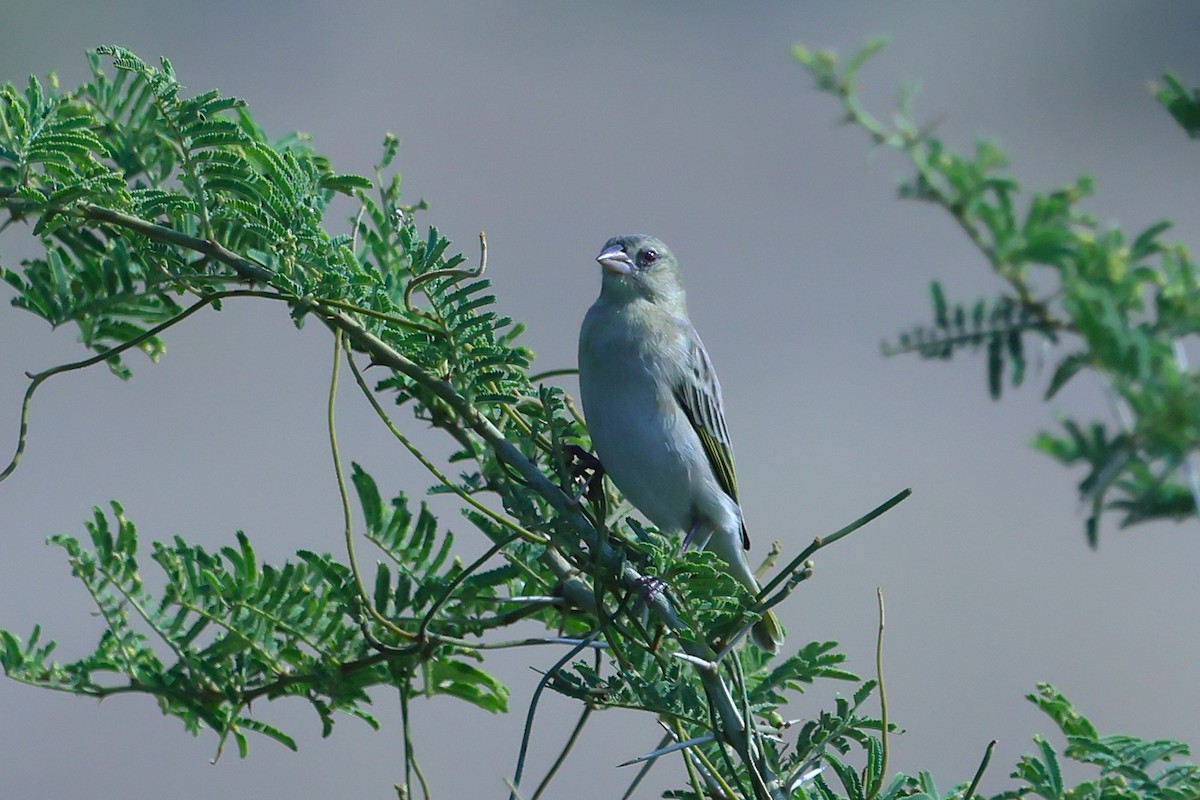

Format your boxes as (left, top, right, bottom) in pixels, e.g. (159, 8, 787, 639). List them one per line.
(671, 326, 750, 550)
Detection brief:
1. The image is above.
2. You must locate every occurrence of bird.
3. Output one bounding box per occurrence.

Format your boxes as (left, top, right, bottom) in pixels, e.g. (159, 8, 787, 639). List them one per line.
(577, 233, 784, 653)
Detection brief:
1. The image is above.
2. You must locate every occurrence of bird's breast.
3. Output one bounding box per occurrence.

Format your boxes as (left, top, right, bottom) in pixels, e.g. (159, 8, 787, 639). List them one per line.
(578, 309, 700, 532)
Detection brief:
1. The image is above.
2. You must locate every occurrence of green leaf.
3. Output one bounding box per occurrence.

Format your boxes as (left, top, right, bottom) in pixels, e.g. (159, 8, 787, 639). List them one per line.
(1153, 72, 1200, 138)
(1130, 220, 1173, 260)
(373, 561, 392, 614)
(1044, 352, 1089, 400)
(350, 463, 383, 531)
(987, 334, 1003, 399)
(931, 280, 948, 328)
(320, 173, 371, 194)
(237, 717, 298, 752)
(424, 660, 509, 713)
(1006, 329, 1025, 387)
(1036, 735, 1063, 798)
(1026, 683, 1098, 740)
(842, 37, 889, 79)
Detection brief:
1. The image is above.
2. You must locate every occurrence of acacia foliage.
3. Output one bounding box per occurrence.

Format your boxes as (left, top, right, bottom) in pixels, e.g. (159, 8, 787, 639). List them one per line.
(797, 40, 1200, 544)
(0, 46, 1195, 800)
(0, 47, 878, 797)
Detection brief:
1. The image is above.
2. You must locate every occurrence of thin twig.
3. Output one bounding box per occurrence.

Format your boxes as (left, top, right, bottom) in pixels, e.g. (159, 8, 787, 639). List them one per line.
(350, 198, 367, 256)
(730, 651, 771, 798)
(704, 684, 753, 800)
(320, 296, 442, 336)
(503, 777, 529, 800)
(685, 715, 743, 800)
(416, 535, 517, 640)
(562, 391, 588, 430)
(0, 294, 224, 484)
(758, 488, 911, 600)
(211, 722, 236, 765)
(508, 631, 602, 800)
(620, 732, 674, 800)
(530, 704, 593, 800)
(881, 317, 1069, 358)
(1, 192, 786, 794)
(346, 351, 547, 545)
(328, 330, 411, 641)
(757, 564, 814, 617)
(81, 203, 274, 281)
(869, 587, 889, 800)
(404, 230, 487, 314)
(755, 540, 782, 580)
(399, 682, 414, 800)
(401, 683, 433, 800)
(962, 739, 998, 800)
(529, 367, 579, 383)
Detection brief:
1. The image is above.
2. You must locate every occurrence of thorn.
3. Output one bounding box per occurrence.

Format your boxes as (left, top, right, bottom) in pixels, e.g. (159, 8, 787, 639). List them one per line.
(617, 734, 716, 767)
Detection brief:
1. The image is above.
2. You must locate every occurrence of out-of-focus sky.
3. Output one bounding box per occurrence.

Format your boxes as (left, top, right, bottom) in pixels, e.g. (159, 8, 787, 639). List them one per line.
(2, 3, 1199, 799)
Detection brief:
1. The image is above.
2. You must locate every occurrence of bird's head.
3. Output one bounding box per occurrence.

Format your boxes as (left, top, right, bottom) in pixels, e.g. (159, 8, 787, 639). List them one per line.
(594, 234, 685, 310)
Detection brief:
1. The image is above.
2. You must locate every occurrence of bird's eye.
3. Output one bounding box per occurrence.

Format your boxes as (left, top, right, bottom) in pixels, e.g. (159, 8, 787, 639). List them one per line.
(638, 249, 658, 268)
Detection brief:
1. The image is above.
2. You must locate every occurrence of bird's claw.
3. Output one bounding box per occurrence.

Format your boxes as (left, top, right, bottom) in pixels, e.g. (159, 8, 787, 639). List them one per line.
(563, 443, 605, 505)
(632, 575, 667, 602)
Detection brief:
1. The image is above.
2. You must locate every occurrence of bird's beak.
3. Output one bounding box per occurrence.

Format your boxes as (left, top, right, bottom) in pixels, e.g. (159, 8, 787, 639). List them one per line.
(596, 245, 634, 276)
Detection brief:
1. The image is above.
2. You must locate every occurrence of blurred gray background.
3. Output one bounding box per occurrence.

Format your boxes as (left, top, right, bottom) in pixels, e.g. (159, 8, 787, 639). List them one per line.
(2, 3, 1199, 798)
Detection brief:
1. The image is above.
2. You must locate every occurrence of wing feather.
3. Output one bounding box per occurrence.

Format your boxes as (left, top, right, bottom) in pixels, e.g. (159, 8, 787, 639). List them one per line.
(671, 329, 750, 550)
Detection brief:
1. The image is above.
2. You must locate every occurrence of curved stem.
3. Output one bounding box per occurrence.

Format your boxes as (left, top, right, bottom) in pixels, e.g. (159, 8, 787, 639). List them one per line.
(529, 367, 578, 383)
(80, 203, 274, 282)
(0, 291, 247, 484)
(0, 191, 791, 793)
(869, 587, 889, 799)
(399, 681, 432, 800)
(529, 703, 593, 800)
(404, 230, 487, 315)
(507, 630, 602, 800)
(320, 296, 441, 336)
(674, 719, 733, 800)
(962, 739, 998, 800)
(416, 534, 517, 641)
(346, 352, 547, 545)
(328, 330, 411, 641)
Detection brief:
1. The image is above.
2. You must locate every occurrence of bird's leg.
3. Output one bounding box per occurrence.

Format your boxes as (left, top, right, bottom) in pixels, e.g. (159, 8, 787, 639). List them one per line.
(630, 575, 669, 653)
(681, 521, 701, 551)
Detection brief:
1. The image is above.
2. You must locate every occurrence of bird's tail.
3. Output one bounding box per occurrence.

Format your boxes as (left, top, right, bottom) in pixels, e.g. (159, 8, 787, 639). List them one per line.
(705, 529, 786, 653)
(752, 608, 784, 654)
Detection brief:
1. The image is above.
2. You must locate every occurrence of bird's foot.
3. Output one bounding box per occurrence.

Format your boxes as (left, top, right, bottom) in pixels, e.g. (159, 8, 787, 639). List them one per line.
(563, 443, 605, 505)
(632, 574, 667, 603)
